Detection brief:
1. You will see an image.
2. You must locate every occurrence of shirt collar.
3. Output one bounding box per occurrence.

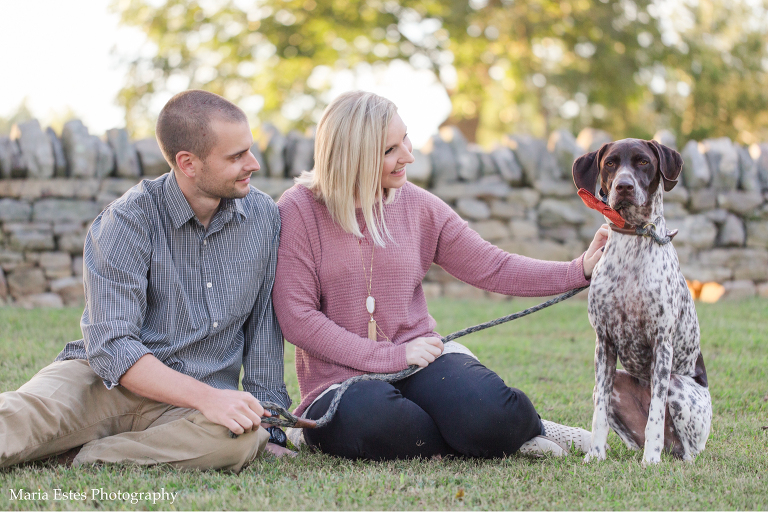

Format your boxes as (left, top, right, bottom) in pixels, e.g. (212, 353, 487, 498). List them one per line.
(220, 195, 246, 222)
(165, 171, 197, 229)
(164, 171, 247, 229)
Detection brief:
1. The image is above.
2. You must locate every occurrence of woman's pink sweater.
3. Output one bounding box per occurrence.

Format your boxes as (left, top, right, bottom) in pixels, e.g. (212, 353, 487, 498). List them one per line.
(273, 182, 590, 415)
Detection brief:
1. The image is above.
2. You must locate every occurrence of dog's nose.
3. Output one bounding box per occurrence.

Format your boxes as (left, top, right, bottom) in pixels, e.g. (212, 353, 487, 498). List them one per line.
(615, 179, 634, 195)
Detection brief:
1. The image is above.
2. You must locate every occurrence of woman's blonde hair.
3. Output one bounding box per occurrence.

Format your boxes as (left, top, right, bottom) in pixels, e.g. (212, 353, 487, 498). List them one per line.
(295, 91, 398, 247)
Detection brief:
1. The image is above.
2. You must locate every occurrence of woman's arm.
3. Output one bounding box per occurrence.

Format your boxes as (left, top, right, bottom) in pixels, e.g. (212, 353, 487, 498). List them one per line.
(272, 194, 409, 374)
(432, 197, 598, 296)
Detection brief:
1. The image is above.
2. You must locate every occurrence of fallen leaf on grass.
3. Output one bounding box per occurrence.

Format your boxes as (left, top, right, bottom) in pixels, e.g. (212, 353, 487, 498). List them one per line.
(455, 489, 465, 500)
(762, 426, 768, 431)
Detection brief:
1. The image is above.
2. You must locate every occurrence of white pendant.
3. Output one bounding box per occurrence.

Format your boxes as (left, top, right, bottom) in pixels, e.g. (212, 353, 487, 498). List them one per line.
(366, 296, 375, 314)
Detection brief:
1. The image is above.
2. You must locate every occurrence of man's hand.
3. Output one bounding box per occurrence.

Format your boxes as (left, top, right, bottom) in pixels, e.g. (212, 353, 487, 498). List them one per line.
(583, 224, 610, 279)
(405, 337, 444, 368)
(196, 388, 269, 435)
(119, 354, 271, 434)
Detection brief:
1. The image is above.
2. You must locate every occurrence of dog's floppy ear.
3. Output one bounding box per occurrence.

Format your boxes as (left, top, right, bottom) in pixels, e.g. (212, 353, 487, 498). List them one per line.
(572, 142, 612, 195)
(647, 140, 683, 192)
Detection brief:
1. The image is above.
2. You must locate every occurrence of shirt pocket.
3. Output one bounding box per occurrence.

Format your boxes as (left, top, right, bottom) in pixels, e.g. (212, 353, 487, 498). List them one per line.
(224, 257, 269, 318)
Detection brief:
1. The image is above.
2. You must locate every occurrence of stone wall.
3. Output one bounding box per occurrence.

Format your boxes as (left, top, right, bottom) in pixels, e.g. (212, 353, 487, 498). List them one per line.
(1, 120, 767, 307)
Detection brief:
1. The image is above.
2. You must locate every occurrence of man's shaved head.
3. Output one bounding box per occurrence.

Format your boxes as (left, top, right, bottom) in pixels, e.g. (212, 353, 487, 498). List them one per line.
(156, 90, 248, 169)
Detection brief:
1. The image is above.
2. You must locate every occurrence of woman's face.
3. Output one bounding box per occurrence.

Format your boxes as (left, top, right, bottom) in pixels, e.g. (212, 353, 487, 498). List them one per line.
(380, 113, 414, 190)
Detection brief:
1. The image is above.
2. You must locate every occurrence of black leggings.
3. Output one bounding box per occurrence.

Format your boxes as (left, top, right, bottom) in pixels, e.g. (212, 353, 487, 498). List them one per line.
(304, 354, 543, 460)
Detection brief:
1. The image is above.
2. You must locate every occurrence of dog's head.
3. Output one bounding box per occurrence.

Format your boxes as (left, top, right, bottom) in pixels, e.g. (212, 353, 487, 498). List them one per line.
(572, 138, 682, 225)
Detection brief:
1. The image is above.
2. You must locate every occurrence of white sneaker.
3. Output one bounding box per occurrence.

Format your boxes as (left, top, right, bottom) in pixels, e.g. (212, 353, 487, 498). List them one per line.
(518, 435, 569, 457)
(285, 427, 305, 448)
(541, 420, 591, 453)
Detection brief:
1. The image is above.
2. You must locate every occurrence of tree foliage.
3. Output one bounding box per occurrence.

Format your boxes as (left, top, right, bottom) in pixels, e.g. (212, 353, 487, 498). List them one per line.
(114, 0, 768, 145)
(0, 98, 34, 135)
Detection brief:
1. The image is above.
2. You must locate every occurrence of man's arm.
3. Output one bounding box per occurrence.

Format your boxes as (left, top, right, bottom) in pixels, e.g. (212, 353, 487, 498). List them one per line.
(241, 206, 291, 409)
(81, 206, 153, 388)
(119, 354, 267, 435)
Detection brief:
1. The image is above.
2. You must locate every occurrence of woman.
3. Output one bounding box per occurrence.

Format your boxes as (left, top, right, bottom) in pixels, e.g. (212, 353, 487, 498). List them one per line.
(273, 91, 608, 460)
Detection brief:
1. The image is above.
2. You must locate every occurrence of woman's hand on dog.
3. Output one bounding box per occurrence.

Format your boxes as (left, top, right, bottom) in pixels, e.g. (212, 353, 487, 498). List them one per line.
(583, 224, 610, 279)
(406, 337, 444, 368)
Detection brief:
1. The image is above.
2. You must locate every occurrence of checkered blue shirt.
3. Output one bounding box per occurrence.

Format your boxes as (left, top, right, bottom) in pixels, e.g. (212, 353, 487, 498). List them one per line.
(57, 172, 291, 409)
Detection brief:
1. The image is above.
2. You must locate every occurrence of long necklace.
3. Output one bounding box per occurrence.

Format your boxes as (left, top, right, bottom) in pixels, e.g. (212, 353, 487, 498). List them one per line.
(358, 237, 389, 342)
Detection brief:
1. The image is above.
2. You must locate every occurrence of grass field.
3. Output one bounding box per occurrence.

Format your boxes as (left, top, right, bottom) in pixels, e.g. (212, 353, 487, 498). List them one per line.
(0, 297, 766, 510)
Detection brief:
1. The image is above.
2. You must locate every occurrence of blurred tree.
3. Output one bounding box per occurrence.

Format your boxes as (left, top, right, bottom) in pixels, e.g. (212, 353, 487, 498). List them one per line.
(113, 0, 768, 145)
(652, 0, 768, 145)
(0, 98, 34, 135)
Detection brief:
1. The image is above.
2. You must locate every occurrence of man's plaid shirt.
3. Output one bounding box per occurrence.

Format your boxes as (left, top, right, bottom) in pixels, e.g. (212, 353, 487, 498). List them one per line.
(57, 171, 290, 409)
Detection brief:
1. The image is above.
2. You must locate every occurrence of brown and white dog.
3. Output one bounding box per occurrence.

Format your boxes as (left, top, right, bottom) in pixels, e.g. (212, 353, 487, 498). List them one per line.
(572, 139, 711, 465)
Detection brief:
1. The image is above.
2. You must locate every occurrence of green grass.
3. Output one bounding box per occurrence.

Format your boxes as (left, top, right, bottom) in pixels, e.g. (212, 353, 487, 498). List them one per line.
(1, 298, 766, 510)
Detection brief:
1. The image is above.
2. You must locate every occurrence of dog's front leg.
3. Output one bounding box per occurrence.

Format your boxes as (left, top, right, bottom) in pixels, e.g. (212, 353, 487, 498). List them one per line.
(643, 337, 673, 466)
(584, 332, 617, 463)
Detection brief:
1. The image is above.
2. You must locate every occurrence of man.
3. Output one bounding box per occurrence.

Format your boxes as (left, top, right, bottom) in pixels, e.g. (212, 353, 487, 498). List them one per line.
(0, 90, 291, 472)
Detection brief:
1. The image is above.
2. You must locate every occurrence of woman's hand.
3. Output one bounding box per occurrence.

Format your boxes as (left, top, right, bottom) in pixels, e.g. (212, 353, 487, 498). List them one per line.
(405, 337, 444, 368)
(583, 224, 610, 279)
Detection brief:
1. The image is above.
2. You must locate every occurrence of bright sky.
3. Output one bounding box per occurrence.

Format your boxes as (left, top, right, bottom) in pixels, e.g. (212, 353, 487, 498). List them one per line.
(0, 0, 136, 134)
(0, 0, 450, 147)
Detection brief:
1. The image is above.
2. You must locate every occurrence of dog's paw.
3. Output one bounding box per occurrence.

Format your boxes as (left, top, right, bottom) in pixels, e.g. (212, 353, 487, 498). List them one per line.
(641, 453, 661, 467)
(583, 445, 607, 463)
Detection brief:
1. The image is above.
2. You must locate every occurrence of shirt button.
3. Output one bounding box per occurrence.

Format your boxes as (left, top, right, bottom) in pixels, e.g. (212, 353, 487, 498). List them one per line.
(203, 240, 207, 245)
(213, 322, 218, 328)
(207, 282, 212, 288)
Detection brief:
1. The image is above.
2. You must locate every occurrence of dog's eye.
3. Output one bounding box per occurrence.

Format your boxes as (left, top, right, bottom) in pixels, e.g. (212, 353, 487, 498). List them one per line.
(605, 161, 615, 167)
(640, 160, 649, 165)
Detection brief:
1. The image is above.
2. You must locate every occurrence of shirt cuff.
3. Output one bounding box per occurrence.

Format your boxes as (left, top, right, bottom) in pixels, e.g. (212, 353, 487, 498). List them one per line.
(571, 252, 592, 287)
(248, 389, 292, 410)
(89, 339, 153, 390)
(394, 343, 409, 370)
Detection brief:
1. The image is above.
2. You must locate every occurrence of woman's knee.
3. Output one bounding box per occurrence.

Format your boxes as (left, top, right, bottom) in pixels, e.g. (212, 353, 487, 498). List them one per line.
(305, 380, 449, 460)
(400, 356, 543, 456)
(330, 380, 403, 431)
(412, 357, 540, 427)
(456, 386, 542, 456)
(304, 381, 400, 450)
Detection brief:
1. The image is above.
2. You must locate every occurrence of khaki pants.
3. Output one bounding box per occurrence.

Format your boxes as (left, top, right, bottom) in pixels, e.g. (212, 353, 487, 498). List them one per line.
(0, 360, 269, 472)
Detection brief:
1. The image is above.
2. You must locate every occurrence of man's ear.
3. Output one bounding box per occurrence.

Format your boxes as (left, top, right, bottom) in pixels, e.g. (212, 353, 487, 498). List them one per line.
(647, 140, 683, 192)
(572, 142, 612, 195)
(176, 151, 197, 179)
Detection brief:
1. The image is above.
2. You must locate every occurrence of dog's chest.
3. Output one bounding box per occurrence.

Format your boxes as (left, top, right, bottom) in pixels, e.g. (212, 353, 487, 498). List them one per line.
(587, 234, 693, 377)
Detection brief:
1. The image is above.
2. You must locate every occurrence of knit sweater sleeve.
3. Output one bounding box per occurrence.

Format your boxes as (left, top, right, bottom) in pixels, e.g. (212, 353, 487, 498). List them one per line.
(430, 193, 590, 296)
(272, 190, 408, 373)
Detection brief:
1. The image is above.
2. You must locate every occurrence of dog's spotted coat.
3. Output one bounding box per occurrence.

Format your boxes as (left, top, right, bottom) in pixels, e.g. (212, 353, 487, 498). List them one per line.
(573, 139, 712, 465)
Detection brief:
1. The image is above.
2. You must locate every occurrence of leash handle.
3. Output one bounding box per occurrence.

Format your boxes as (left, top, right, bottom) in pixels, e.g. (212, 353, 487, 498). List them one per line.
(227, 401, 317, 438)
(260, 402, 318, 429)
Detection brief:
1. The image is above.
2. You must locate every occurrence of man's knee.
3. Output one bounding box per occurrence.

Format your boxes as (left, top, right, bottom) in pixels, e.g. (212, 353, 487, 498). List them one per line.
(17, 360, 96, 396)
(215, 427, 270, 472)
(73, 412, 271, 473)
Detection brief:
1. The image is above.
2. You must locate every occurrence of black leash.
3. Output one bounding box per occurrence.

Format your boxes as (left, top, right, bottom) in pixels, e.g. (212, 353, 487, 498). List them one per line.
(256, 284, 590, 431)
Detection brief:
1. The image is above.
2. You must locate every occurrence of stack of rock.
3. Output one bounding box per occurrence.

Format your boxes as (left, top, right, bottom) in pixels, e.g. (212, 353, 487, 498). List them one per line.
(1, 119, 766, 307)
(415, 127, 768, 301)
